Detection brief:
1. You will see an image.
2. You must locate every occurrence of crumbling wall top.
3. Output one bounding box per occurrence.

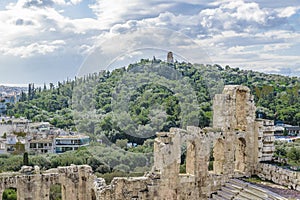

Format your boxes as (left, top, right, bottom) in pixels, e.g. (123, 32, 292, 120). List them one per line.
(222, 85, 250, 95)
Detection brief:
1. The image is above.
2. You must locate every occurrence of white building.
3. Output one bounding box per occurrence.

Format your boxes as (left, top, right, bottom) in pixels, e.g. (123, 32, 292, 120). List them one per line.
(54, 134, 90, 153)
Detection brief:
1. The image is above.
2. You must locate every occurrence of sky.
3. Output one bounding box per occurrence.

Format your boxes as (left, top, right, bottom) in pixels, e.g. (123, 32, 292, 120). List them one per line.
(0, 0, 300, 85)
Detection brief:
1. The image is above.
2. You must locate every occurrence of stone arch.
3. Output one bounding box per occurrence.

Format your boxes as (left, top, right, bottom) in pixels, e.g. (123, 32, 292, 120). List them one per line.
(213, 139, 225, 174)
(235, 137, 246, 172)
(180, 140, 187, 173)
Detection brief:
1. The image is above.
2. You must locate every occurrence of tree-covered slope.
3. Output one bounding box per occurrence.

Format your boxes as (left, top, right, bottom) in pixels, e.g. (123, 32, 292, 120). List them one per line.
(7, 59, 300, 143)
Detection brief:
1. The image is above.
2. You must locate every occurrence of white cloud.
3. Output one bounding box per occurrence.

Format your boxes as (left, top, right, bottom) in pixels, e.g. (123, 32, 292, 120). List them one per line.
(84, 0, 300, 76)
(0, 40, 66, 58)
(262, 43, 292, 52)
(0, 0, 102, 58)
(277, 6, 299, 18)
(89, 0, 182, 28)
(0, 0, 300, 83)
(16, 0, 66, 8)
(15, 0, 83, 8)
(68, 0, 82, 5)
(231, 1, 266, 23)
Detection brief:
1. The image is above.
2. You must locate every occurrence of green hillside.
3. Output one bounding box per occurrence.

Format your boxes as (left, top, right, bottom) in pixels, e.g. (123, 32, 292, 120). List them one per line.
(7, 59, 300, 143)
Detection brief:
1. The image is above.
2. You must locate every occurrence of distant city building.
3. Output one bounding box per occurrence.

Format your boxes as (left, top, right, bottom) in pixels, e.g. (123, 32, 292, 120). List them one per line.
(0, 119, 90, 155)
(5, 134, 26, 153)
(167, 51, 174, 63)
(0, 93, 20, 115)
(274, 122, 300, 136)
(28, 139, 54, 154)
(54, 134, 90, 153)
(284, 126, 300, 136)
(29, 122, 50, 133)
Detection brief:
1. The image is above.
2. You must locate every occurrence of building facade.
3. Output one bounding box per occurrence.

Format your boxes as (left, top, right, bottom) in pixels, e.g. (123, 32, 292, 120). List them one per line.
(54, 134, 90, 153)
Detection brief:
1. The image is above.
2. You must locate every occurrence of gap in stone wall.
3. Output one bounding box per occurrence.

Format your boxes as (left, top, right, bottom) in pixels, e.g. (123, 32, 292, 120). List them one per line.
(235, 138, 246, 172)
(2, 187, 17, 200)
(213, 139, 225, 174)
(50, 183, 62, 200)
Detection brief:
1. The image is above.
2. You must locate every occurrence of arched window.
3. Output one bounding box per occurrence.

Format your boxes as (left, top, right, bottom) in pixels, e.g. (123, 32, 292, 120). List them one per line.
(213, 139, 225, 174)
(235, 138, 246, 172)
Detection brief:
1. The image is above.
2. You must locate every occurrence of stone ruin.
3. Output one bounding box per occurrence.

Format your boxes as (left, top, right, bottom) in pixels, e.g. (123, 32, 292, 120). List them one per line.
(0, 165, 96, 200)
(0, 85, 299, 199)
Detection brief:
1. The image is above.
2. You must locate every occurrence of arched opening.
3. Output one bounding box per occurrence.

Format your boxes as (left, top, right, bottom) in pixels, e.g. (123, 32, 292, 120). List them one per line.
(208, 141, 214, 171)
(91, 189, 96, 200)
(235, 138, 246, 172)
(2, 188, 17, 200)
(180, 142, 187, 173)
(213, 139, 225, 174)
(50, 183, 62, 200)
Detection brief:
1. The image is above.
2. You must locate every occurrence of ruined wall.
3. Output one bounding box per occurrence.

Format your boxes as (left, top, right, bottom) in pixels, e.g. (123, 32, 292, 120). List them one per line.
(213, 85, 256, 132)
(88, 85, 279, 199)
(0, 165, 95, 200)
(0, 85, 282, 200)
(213, 85, 258, 176)
(256, 163, 300, 191)
(94, 176, 153, 200)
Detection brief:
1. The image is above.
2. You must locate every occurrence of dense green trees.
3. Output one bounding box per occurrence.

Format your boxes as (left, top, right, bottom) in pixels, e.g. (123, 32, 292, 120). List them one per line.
(274, 140, 300, 168)
(287, 147, 300, 165)
(2, 188, 17, 200)
(7, 60, 300, 143)
(3, 60, 300, 177)
(0, 141, 153, 175)
(50, 184, 62, 200)
(23, 152, 29, 166)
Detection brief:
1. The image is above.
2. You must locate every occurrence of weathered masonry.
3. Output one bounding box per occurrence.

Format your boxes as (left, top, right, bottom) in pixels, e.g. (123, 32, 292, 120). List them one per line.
(0, 85, 298, 200)
(93, 85, 295, 199)
(0, 165, 96, 200)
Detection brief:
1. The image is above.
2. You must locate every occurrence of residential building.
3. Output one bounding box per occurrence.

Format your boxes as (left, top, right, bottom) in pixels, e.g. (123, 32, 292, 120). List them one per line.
(5, 134, 26, 153)
(29, 122, 50, 133)
(284, 126, 300, 136)
(28, 139, 54, 154)
(0, 93, 19, 115)
(54, 134, 90, 153)
(274, 123, 300, 136)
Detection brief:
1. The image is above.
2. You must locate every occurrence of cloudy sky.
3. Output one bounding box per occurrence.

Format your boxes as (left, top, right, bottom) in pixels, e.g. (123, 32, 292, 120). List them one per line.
(0, 0, 299, 85)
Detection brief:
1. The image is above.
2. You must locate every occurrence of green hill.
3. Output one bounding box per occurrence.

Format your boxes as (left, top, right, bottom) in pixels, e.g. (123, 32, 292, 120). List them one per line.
(7, 59, 300, 143)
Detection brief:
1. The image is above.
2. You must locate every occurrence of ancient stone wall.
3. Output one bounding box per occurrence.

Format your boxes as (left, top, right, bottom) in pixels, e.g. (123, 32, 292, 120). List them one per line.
(213, 85, 259, 176)
(256, 163, 300, 191)
(0, 165, 95, 200)
(0, 85, 286, 200)
(94, 176, 153, 200)
(213, 85, 256, 132)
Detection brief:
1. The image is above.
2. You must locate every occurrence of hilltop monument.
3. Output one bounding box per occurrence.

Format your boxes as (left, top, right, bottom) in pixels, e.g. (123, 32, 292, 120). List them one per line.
(167, 51, 174, 63)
